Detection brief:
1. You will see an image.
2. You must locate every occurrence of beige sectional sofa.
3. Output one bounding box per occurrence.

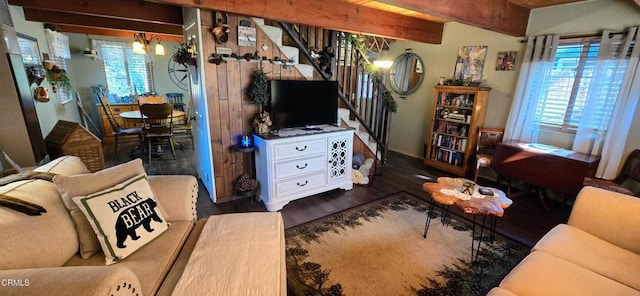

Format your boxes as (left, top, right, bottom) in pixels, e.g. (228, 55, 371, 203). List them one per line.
(489, 186, 640, 296)
(0, 156, 286, 295)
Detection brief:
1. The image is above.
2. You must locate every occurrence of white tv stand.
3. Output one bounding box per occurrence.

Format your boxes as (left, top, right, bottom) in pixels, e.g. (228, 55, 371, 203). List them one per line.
(253, 125, 354, 211)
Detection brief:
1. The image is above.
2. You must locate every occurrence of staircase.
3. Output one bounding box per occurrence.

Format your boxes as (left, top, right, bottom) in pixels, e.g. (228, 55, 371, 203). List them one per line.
(253, 19, 394, 167)
(338, 105, 380, 156)
(253, 18, 314, 79)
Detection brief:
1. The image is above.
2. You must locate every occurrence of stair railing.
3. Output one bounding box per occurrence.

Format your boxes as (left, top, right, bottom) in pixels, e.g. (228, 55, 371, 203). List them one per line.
(278, 23, 393, 169)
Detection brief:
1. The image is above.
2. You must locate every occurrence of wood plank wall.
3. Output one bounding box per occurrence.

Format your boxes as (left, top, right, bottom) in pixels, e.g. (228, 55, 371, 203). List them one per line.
(200, 11, 307, 202)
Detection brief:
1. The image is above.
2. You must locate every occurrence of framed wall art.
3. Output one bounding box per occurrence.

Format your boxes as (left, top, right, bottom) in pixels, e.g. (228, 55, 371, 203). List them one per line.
(495, 51, 518, 71)
(453, 45, 487, 81)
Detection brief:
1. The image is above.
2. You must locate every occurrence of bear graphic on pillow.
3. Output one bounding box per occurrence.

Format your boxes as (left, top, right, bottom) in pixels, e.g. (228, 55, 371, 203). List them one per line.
(114, 197, 163, 248)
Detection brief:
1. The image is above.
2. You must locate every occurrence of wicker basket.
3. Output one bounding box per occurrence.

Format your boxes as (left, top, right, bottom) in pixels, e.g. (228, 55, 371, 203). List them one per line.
(45, 120, 105, 172)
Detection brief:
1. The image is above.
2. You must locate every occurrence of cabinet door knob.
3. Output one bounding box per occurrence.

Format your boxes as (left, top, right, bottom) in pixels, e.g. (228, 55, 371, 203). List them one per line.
(295, 145, 307, 151)
(296, 180, 308, 187)
(296, 163, 308, 169)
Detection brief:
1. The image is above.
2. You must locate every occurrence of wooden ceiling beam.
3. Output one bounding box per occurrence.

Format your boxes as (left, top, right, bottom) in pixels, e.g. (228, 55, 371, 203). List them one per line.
(147, 0, 444, 44)
(53, 24, 184, 43)
(374, 0, 530, 36)
(8, 0, 183, 25)
(23, 8, 183, 36)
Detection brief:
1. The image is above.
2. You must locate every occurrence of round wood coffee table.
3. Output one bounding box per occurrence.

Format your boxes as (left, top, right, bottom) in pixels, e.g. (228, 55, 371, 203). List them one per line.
(422, 177, 512, 262)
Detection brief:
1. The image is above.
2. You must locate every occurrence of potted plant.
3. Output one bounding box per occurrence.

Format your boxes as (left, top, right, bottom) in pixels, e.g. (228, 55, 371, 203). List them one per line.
(172, 42, 197, 66)
(46, 64, 72, 93)
(250, 61, 272, 134)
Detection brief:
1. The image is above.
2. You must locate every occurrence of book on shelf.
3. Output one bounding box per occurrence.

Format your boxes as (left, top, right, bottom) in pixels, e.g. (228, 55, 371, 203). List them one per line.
(447, 113, 466, 122)
(433, 148, 464, 167)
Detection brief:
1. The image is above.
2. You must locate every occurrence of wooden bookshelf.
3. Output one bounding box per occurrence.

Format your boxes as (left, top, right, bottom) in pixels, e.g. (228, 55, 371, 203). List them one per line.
(424, 85, 491, 177)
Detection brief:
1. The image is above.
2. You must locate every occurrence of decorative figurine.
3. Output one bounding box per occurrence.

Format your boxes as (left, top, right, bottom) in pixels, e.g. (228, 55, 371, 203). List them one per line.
(253, 110, 272, 134)
(461, 181, 475, 195)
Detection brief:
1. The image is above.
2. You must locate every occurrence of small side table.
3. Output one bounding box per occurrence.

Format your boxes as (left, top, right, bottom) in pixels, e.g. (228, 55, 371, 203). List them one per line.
(233, 145, 258, 200)
(422, 177, 512, 262)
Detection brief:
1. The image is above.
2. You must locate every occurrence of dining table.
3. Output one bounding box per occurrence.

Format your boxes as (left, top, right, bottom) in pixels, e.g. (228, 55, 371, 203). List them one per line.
(118, 110, 186, 123)
(119, 109, 187, 154)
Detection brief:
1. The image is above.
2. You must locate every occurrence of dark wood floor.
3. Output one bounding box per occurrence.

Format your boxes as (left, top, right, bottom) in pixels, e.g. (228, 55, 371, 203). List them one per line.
(105, 140, 571, 247)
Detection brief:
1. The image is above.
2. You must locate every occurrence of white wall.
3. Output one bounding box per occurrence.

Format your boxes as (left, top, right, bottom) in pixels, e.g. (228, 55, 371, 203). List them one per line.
(9, 5, 81, 137)
(527, 0, 640, 36)
(66, 33, 189, 138)
(387, 0, 640, 159)
(8, 4, 190, 140)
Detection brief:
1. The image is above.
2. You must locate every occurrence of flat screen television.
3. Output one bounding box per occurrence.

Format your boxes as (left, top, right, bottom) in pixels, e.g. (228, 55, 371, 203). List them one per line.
(269, 80, 338, 130)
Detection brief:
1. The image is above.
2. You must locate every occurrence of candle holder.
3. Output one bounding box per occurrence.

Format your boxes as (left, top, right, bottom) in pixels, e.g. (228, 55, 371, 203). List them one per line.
(240, 134, 253, 148)
(234, 134, 255, 153)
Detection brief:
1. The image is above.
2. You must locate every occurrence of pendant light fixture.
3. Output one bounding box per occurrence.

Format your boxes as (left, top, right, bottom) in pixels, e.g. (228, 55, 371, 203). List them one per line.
(132, 32, 165, 56)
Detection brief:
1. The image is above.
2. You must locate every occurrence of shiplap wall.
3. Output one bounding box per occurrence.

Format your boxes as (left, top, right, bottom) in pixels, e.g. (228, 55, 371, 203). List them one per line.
(200, 11, 307, 201)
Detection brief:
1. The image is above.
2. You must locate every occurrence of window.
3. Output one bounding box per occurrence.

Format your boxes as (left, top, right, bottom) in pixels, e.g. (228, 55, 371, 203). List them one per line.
(94, 41, 153, 97)
(535, 37, 630, 132)
(50, 55, 72, 104)
(45, 28, 73, 104)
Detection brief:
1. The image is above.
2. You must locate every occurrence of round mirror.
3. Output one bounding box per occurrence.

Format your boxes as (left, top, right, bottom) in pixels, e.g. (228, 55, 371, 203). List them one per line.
(389, 53, 425, 96)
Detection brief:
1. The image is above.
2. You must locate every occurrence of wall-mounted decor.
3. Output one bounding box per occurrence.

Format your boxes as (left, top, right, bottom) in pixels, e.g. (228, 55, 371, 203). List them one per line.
(453, 46, 487, 81)
(238, 26, 257, 47)
(212, 11, 230, 44)
(495, 51, 518, 71)
(26, 65, 46, 86)
(389, 52, 425, 96)
(16, 33, 41, 65)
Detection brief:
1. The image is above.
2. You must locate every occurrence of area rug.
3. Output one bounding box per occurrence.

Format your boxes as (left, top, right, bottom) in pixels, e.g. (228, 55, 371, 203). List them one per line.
(285, 191, 529, 296)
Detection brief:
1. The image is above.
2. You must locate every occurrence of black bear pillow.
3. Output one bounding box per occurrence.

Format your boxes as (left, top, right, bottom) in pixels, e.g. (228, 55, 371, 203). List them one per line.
(73, 174, 168, 265)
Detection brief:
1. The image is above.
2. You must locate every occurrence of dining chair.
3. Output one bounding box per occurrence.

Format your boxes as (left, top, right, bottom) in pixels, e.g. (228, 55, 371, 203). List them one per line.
(137, 95, 164, 105)
(139, 103, 176, 162)
(583, 149, 640, 196)
(173, 100, 193, 148)
(165, 93, 185, 111)
(474, 127, 504, 183)
(98, 97, 143, 157)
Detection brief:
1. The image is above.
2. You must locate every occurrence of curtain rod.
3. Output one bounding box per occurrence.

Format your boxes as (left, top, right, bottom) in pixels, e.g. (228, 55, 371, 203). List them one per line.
(519, 30, 627, 43)
(608, 31, 626, 37)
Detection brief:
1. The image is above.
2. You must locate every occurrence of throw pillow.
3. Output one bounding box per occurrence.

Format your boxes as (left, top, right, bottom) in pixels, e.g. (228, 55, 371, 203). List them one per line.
(72, 174, 168, 265)
(53, 158, 147, 259)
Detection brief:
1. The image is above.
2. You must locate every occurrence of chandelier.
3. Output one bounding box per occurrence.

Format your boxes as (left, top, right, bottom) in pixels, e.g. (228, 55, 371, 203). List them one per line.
(132, 32, 165, 56)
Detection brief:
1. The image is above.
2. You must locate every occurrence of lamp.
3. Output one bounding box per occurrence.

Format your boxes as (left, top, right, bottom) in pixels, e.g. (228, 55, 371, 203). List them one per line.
(155, 41, 165, 55)
(373, 60, 393, 69)
(132, 33, 165, 56)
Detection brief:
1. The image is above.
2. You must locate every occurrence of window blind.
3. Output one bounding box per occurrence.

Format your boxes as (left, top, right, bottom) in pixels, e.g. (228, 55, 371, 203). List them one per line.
(49, 55, 72, 103)
(536, 36, 634, 131)
(45, 29, 70, 59)
(92, 40, 153, 97)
